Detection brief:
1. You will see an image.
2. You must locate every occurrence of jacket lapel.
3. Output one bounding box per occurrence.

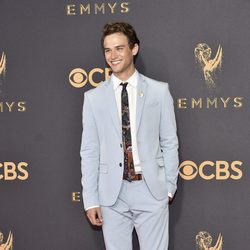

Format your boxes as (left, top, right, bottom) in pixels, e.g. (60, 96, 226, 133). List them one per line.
(104, 79, 122, 139)
(104, 73, 147, 138)
(136, 74, 147, 133)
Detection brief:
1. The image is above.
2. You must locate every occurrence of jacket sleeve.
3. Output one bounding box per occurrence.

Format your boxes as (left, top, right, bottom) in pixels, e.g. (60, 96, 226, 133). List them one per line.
(159, 84, 179, 196)
(80, 92, 100, 210)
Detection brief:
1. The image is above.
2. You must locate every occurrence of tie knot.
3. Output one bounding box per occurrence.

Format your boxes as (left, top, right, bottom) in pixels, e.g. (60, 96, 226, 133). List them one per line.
(120, 82, 128, 90)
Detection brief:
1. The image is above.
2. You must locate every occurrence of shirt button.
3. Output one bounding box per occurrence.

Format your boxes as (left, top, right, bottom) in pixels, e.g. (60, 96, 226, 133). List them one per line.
(120, 143, 123, 148)
(119, 163, 122, 167)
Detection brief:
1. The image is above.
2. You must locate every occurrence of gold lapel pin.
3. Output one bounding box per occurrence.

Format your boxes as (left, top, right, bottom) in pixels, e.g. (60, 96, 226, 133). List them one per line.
(138, 91, 144, 97)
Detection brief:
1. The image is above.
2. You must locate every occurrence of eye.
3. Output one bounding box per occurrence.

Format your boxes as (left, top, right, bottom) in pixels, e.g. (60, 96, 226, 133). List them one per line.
(179, 160, 198, 180)
(116, 46, 124, 51)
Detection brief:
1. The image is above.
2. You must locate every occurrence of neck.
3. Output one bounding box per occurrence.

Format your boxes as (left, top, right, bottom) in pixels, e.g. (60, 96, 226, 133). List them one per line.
(114, 67, 136, 82)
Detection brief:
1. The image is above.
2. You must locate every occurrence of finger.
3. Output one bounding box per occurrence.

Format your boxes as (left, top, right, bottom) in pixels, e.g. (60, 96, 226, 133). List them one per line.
(87, 210, 97, 225)
(87, 209, 103, 226)
(96, 209, 103, 225)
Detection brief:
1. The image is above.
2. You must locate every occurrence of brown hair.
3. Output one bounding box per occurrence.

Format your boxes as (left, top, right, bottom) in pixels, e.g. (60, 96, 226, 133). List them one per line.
(101, 22, 140, 55)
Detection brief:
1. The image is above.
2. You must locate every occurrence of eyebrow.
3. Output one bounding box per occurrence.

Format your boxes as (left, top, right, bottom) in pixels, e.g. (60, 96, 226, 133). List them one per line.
(104, 45, 126, 51)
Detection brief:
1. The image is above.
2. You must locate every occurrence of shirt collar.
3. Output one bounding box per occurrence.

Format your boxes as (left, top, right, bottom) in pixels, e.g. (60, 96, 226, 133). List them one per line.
(112, 70, 138, 90)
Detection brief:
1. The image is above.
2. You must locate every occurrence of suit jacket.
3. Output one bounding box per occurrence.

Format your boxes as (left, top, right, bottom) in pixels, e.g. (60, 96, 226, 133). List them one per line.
(80, 73, 179, 210)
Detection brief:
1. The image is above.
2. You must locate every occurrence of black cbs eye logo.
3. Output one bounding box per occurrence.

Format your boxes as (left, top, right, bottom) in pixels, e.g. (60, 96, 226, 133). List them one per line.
(179, 161, 198, 180)
(69, 68, 88, 88)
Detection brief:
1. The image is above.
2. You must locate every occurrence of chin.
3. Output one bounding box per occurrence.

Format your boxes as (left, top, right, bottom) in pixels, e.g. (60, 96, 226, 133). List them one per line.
(108, 64, 123, 72)
(110, 67, 122, 74)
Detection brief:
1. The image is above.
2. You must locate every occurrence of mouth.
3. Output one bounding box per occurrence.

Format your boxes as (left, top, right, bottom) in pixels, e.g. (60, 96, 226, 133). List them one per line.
(110, 60, 122, 66)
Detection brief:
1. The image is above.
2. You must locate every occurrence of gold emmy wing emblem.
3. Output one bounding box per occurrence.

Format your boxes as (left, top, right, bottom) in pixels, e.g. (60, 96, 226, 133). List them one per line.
(0, 231, 13, 250)
(194, 43, 222, 88)
(196, 231, 223, 250)
(0, 51, 7, 76)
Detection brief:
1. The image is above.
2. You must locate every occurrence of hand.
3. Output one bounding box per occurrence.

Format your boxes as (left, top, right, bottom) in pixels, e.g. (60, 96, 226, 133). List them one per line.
(86, 207, 103, 226)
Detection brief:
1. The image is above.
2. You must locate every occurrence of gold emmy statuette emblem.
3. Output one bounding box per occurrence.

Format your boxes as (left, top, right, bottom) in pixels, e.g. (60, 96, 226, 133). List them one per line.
(0, 52, 7, 76)
(0, 231, 13, 250)
(196, 231, 222, 250)
(194, 43, 222, 88)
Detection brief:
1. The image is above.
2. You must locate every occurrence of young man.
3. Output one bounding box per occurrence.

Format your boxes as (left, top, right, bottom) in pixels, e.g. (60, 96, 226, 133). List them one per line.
(80, 22, 179, 250)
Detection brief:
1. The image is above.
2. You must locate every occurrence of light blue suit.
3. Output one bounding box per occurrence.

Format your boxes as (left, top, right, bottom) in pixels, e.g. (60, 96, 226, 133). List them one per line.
(80, 72, 178, 209)
(80, 72, 179, 249)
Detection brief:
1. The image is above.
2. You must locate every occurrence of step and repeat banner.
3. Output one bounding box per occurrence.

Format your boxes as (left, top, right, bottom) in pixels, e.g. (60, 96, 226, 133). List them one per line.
(0, 1, 249, 249)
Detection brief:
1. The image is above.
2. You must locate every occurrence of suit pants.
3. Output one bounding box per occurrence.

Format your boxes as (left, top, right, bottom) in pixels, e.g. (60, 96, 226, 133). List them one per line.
(101, 178, 169, 250)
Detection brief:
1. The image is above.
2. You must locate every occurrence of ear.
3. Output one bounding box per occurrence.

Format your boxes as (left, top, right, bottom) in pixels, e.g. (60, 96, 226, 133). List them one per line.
(132, 43, 139, 56)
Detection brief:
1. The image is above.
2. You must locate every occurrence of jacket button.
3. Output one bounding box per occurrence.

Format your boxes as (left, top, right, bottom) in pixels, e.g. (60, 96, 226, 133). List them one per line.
(119, 163, 122, 167)
(120, 143, 122, 148)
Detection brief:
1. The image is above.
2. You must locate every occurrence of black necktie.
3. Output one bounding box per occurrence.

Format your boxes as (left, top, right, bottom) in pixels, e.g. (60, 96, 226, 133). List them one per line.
(121, 82, 135, 181)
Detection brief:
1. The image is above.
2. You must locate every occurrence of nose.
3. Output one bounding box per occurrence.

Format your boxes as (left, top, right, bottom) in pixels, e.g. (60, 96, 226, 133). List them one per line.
(111, 50, 117, 59)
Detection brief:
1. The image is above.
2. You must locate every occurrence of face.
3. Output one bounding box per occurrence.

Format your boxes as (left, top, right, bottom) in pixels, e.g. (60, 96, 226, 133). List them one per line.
(103, 32, 139, 81)
(0, 232, 3, 243)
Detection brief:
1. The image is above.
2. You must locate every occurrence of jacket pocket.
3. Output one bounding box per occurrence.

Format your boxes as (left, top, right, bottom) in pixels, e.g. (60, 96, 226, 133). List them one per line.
(147, 101, 159, 108)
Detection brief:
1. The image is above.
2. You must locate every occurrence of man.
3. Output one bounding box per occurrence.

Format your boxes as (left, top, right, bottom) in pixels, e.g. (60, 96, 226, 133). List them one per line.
(80, 22, 179, 250)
